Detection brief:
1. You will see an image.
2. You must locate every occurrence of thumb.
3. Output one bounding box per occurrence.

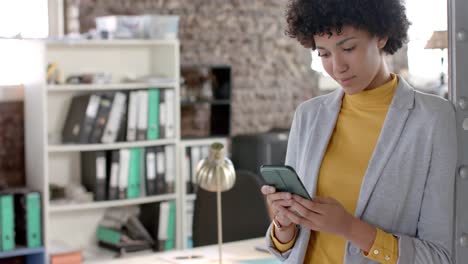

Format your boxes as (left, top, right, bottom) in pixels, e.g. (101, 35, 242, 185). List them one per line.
(261, 185, 276, 194)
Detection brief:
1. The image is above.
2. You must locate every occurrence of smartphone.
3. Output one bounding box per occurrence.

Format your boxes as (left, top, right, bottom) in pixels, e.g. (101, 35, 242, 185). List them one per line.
(260, 165, 311, 200)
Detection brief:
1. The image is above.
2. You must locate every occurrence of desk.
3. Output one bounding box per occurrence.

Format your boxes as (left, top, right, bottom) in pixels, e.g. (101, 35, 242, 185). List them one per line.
(90, 237, 279, 264)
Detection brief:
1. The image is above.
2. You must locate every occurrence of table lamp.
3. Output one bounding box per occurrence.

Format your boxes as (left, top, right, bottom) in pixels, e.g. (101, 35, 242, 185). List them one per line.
(195, 142, 236, 264)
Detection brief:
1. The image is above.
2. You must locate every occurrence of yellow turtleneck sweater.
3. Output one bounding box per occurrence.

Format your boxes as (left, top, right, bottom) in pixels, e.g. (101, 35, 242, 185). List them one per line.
(272, 74, 399, 264)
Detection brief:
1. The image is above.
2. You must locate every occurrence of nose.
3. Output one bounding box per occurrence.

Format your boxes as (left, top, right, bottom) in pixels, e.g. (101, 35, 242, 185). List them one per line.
(332, 53, 349, 75)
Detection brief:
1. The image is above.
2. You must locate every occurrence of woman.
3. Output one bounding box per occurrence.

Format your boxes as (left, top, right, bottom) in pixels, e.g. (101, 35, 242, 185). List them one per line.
(261, 0, 457, 263)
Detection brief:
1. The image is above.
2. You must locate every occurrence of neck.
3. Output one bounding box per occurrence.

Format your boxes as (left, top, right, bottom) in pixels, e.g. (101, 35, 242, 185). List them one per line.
(364, 60, 391, 91)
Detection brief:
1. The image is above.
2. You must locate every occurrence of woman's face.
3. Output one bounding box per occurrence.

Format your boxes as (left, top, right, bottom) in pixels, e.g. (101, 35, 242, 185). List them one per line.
(314, 26, 389, 95)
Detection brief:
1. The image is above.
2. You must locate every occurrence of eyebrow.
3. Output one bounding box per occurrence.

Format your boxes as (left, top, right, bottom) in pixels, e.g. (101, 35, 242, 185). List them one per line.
(316, 37, 357, 50)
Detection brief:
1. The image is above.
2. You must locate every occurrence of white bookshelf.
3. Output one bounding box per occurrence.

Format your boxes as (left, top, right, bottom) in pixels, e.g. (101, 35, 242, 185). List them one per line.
(24, 39, 183, 262)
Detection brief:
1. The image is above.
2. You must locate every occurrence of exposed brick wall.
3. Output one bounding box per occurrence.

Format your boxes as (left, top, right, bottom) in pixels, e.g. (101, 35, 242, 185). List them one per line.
(0, 101, 25, 188)
(77, 0, 320, 135)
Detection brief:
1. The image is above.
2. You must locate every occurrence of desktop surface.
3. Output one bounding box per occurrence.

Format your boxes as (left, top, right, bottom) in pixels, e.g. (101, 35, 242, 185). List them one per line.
(89, 237, 279, 264)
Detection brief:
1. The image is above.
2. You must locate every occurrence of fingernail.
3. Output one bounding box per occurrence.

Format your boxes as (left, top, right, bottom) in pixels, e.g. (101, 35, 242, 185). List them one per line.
(285, 193, 291, 199)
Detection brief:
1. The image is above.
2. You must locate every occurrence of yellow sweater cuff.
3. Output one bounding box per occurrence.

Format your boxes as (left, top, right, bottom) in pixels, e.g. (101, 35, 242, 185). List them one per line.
(363, 228, 399, 264)
(270, 225, 298, 253)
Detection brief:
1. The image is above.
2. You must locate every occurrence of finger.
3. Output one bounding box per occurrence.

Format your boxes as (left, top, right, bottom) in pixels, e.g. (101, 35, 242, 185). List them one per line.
(266, 192, 292, 208)
(261, 185, 276, 195)
(271, 199, 294, 211)
(281, 207, 319, 231)
(313, 196, 337, 204)
(268, 192, 292, 203)
(292, 195, 327, 215)
(289, 199, 325, 219)
(275, 212, 292, 226)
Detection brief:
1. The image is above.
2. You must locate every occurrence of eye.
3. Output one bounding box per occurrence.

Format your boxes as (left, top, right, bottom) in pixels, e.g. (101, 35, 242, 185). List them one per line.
(318, 52, 330, 58)
(343, 46, 355, 52)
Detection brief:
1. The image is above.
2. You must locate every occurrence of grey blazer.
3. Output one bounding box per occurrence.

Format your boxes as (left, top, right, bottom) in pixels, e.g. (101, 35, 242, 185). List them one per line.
(266, 76, 458, 264)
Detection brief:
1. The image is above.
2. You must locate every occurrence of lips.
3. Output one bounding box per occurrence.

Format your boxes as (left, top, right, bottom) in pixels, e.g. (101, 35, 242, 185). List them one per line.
(340, 76, 355, 82)
(339, 76, 356, 86)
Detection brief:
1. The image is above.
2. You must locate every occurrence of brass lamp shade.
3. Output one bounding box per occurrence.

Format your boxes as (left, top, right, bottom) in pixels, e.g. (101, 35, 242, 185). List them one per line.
(196, 143, 236, 192)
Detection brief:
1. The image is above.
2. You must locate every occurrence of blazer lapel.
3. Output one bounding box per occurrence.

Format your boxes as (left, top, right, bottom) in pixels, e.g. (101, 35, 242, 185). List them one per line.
(302, 89, 343, 197)
(354, 76, 415, 218)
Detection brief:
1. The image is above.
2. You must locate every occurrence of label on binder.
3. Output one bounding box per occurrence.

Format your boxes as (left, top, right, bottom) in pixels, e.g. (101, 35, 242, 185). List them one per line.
(157, 152, 165, 174)
(96, 156, 106, 180)
(147, 153, 156, 180)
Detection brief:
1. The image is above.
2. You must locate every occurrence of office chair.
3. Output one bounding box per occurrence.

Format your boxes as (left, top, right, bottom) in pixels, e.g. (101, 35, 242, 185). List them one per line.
(192, 170, 271, 247)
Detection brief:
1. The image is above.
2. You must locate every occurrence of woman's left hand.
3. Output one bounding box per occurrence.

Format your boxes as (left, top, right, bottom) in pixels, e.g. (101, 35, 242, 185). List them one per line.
(281, 195, 355, 238)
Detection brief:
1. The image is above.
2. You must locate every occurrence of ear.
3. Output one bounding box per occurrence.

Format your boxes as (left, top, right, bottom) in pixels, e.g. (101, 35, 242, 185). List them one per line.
(377, 36, 389, 49)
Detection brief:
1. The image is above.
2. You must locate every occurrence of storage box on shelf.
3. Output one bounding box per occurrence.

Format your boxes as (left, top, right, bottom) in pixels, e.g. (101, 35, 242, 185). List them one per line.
(24, 39, 182, 262)
(177, 137, 229, 249)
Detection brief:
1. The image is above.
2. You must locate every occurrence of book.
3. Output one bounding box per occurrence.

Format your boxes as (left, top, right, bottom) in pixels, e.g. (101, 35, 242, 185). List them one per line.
(127, 148, 142, 199)
(62, 94, 100, 143)
(136, 91, 149, 141)
(164, 201, 176, 250)
(145, 147, 158, 196)
(89, 93, 114, 143)
(118, 149, 130, 199)
(102, 92, 127, 144)
(165, 90, 175, 138)
(165, 145, 176, 193)
(147, 89, 160, 140)
(81, 151, 107, 201)
(126, 91, 139, 141)
(155, 146, 167, 194)
(159, 90, 167, 138)
(13, 189, 42, 248)
(139, 203, 160, 251)
(107, 150, 120, 200)
(0, 192, 14, 251)
(190, 146, 202, 194)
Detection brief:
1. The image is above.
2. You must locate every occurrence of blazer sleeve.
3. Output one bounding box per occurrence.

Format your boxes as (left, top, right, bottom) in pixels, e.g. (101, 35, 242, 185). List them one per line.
(396, 102, 457, 264)
(265, 107, 302, 260)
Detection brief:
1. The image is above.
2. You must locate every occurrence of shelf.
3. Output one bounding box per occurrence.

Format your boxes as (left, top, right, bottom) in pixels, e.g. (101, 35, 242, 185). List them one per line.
(48, 82, 177, 92)
(49, 193, 177, 213)
(48, 139, 176, 152)
(180, 137, 228, 146)
(185, 194, 196, 201)
(46, 39, 179, 47)
(180, 99, 231, 106)
(0, 247, 45, 259)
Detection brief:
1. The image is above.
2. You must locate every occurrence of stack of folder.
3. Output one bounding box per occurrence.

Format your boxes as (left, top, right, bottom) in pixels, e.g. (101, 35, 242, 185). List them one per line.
(96, 208, 161, 253)
(96, 202, 177, 253)
(62, 88, 175, 144)
(81, 145, 175, 201)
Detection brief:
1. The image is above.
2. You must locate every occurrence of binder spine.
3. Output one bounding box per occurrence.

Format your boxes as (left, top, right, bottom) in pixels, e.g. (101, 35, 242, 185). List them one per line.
(0, 194, 15, 251)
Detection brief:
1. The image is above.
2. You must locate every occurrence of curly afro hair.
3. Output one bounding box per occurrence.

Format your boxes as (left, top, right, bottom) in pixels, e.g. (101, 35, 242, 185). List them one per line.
(285, 0, 411, 55)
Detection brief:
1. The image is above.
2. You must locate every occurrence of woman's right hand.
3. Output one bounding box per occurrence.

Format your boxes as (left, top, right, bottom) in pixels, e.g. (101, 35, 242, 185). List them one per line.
(261, 185, 294, 228)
